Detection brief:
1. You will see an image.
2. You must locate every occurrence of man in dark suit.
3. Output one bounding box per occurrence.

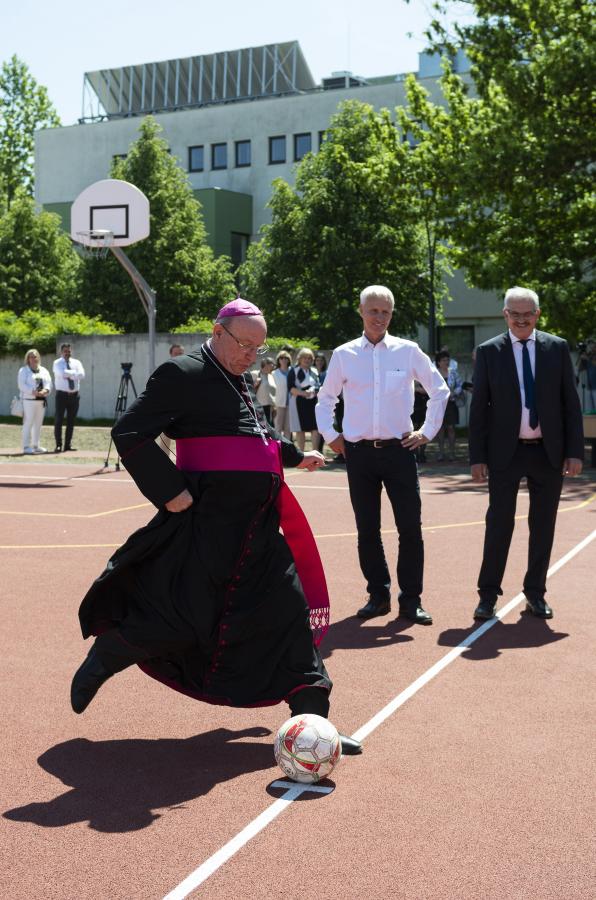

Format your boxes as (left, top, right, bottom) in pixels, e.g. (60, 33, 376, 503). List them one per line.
(469, 286, 584, 620)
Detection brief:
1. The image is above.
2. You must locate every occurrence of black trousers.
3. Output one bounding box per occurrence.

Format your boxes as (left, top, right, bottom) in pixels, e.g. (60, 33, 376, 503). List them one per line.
(478, 443, 564, 603)
(344, 440, 423, 607)
(54, 391, 79, 447)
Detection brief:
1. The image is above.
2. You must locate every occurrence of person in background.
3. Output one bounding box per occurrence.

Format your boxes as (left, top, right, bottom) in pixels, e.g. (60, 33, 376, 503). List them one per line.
(434, 351, 463, 462)
(272, 350, 292, 439)
(440, 345, 459, 375)
(314, 354, 328, 452)
(53, 343, 85, 453)
(288, 348, 320, 452)
(18, 349, 52, 455)
(254, 356, 276, 426)
(160, 344, 186, 457)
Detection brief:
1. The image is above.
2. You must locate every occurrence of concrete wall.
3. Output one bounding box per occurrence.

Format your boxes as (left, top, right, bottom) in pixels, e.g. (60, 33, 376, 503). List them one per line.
(1, 334, 207, 421)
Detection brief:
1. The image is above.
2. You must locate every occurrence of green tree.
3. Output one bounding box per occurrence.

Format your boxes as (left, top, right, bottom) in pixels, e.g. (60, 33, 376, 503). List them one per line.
(241, 101, 429, 346)
(0, 55, 60, 207)
(421, 0, 596, 338)
(0, 194, 80, 313)
(76, 117, 236, 332)
(396, 68, 473, 351)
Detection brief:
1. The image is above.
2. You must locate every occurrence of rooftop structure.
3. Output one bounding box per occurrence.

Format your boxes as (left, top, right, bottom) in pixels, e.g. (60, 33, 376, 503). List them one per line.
(82, 41, 317, 122)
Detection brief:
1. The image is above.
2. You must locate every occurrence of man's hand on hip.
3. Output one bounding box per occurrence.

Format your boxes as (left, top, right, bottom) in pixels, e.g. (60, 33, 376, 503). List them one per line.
(297, 451, 326, 471)
(328, 435, 345, 456)
(401, 430, 429, 451)
(471, 463, 488, 482)
(165, 488, 193, 512)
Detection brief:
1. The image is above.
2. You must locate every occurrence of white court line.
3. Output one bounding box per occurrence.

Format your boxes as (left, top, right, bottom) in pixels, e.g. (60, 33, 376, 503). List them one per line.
(0, 473, 134, 484)
(162, 527, 596, 899)
(163, 782, 332, 900)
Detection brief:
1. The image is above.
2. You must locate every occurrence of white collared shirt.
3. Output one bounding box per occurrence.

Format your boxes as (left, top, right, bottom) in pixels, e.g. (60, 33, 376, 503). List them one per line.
(509, 329, 542, 439)
(316, 333, 450, 442)
(53, 356, 85, 392)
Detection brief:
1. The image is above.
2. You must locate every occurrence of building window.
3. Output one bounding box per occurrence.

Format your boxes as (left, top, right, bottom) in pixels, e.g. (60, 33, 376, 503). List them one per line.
(231, 232, 250, 269)
(211, 143, 228, 170)
(269, 135, 286, 164)
(318, 130, 328, 148)
(188, 145, 204, 172)
(113, 153, 127, 162)
(294, 133, 312, 161)
(235, 140, 251, 167)
(436, 325, 476, 360)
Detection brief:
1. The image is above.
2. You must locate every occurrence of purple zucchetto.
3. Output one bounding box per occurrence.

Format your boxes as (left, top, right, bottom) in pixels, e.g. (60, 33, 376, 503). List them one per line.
(217, 298, 262, 318)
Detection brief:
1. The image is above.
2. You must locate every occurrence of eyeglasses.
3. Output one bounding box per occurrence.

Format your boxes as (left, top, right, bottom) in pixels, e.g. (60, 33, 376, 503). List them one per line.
(219, 321, 269, 355)
(505, 308, 538, 321)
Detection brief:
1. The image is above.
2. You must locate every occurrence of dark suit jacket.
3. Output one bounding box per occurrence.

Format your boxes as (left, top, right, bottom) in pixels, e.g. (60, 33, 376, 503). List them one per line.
(469, 330, 584, 470)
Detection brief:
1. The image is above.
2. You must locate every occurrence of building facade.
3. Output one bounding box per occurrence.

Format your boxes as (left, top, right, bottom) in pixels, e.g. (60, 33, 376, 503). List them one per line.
(34, 40, 504, 355)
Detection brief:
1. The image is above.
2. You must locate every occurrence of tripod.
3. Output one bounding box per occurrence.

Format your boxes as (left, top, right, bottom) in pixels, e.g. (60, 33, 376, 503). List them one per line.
(103, 364, 138, 470)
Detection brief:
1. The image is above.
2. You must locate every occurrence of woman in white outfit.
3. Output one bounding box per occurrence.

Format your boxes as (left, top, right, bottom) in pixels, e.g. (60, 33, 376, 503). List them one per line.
(18, 348, 52, 454)
(272, 350, 292, 439)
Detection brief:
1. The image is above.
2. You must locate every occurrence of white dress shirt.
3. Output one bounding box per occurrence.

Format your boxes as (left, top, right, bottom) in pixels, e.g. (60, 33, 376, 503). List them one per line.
(272, 367, 289, 407)
(53, 356, 85, 392)
(316, 333, 450, 442)
(509, 329, 542, 439)
(18, 365, 52, 399)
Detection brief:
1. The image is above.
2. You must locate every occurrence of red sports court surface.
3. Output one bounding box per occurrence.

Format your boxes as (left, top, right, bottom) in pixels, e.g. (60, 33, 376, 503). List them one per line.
(1, 461, 594, 900)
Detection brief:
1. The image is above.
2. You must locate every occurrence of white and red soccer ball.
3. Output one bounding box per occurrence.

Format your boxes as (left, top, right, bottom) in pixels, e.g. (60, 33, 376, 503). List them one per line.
(274, 714, 341, 783)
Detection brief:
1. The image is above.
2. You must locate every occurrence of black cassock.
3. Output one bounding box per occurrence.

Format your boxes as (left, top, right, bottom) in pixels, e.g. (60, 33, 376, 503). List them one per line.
(78, 345, 331, 709)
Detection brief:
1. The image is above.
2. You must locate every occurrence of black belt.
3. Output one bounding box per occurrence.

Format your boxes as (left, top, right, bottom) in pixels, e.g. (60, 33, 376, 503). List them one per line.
(519, 438, 542, 445)
(56, 390, 79, 395)
(349, 438, 402, 448)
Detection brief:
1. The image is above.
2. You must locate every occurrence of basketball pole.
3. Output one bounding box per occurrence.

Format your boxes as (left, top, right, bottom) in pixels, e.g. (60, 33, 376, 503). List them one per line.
(110, 246, 156, 373)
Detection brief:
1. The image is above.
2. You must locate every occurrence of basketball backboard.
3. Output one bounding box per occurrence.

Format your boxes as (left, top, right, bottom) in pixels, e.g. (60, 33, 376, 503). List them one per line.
(71, 179, 149, 247)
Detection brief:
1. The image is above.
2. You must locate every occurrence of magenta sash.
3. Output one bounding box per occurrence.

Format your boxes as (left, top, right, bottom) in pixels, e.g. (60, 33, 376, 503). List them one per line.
(176, 436, 329, 644)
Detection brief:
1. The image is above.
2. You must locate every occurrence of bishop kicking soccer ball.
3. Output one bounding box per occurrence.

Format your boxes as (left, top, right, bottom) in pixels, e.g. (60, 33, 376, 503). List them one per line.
(274, 714, 342, 783)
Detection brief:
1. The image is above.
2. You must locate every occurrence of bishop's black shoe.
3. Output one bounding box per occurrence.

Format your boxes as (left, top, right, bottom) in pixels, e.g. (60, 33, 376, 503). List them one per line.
(399, 605, 433, 625)
(473, 600, 497, 620)
(339, 734, 363, 755)
(64, 446, 77, 452)
(525, 597, 553, 619)
(357, 597, 391, 619)
(70, 645, 115, 714)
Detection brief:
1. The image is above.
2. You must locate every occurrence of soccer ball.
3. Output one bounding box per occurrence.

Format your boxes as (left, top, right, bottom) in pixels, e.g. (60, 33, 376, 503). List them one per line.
(274, 714, 342, 783)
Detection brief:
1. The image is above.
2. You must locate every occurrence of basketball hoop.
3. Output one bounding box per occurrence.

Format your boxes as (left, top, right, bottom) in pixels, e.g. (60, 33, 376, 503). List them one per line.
(74, 229, 115, 259)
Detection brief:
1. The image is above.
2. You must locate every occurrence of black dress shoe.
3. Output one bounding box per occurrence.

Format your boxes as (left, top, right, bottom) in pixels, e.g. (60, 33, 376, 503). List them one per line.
(54, 445, 62, 453)
(339, 734, 363, 755)
(64, 446, 77, 452)
(70, 645, 114, 714)
(525, 597, 553, 618)
(357, 597, 391, 619)
(473, 600, 496, 620)
(399, 606, 433, 625)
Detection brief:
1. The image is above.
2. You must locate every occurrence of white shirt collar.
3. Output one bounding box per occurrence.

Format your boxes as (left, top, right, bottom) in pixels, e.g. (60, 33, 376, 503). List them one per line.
(360, 331, 395, 349)
(509, 328, 537, 344)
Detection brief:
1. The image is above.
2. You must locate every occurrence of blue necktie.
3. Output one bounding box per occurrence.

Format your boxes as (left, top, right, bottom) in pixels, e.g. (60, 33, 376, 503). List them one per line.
(520, 339, 538, 429)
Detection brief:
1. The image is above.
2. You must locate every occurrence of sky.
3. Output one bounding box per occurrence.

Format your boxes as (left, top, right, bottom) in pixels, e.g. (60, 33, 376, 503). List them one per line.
(2, 0, 473, 125)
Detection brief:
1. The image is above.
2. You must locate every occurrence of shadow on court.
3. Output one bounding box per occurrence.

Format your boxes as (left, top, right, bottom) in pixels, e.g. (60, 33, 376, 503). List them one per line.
(3, 726, 274, 834)
(322, 613, 414, 660)
(437, 614, 569, 661)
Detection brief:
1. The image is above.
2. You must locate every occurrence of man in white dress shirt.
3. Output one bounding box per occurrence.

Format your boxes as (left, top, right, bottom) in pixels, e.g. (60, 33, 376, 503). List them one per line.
(53, 343, 85, 452)
(316, 285, 449, 624)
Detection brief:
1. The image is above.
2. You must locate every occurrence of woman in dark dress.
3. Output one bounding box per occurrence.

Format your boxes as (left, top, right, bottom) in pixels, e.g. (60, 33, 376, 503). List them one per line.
(287, 347, 320, 452)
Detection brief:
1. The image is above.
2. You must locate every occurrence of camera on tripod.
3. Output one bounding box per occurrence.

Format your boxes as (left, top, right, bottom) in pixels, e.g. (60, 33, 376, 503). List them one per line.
(121, 362, 133, 377)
